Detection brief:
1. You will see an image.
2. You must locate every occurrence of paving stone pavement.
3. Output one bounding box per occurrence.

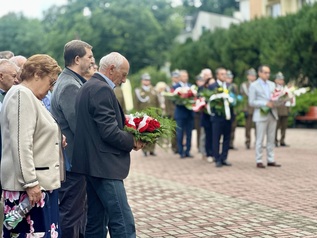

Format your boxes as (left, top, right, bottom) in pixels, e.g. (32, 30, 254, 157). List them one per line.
(125, 127, 317, 238)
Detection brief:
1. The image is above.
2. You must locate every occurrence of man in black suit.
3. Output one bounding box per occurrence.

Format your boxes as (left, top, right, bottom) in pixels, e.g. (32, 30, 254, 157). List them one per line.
(72, 52, 144, 238)
(208, 68, 233, 168)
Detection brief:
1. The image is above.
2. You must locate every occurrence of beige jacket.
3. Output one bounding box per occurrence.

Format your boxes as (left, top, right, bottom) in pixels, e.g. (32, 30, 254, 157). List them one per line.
(1, 85, 62, 191)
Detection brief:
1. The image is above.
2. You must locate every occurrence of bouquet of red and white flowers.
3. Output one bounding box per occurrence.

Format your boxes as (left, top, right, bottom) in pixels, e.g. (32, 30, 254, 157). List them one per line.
(163, 85, 197, 110)
(261, 86, 294, 115)
(124, 108, 176, 145)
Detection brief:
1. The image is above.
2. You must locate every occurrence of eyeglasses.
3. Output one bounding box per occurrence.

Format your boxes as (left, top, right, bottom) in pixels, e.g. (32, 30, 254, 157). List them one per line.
(48, 75, 57, 87)
(262, 71, 271, 74)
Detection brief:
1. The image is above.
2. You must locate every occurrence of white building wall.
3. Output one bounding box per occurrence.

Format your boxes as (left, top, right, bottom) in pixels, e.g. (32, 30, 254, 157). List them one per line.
(239, 0, 251, 21)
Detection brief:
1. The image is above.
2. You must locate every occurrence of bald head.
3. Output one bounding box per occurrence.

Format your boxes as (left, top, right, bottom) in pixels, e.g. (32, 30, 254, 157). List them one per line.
(99, 52, 130, 87)
(0, 59, 20, 91)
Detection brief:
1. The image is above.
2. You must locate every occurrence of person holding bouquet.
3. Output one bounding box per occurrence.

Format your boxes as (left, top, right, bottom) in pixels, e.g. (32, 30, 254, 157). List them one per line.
(208, 68, 233, 168)
(72, 52, 144, 238)
(134, 73, 160, 156)
(173, 70, 195, 158)
(249, 65, 281, 169)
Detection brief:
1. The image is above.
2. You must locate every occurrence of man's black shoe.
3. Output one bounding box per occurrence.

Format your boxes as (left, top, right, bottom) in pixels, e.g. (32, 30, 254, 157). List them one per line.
(149, 152, 157, 156)
(267, 162, 281, 167)
(280, 143, 289, 147)
(222, 161, 232, 166)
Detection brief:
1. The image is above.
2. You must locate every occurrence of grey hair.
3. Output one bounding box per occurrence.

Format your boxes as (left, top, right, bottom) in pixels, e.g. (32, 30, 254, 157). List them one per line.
(99, 52, 126, 71)
(0, 59, 20, 72)
(9, 55, 27, 68)
(215, 67, 226, 76)
(201, 68, 212, 75)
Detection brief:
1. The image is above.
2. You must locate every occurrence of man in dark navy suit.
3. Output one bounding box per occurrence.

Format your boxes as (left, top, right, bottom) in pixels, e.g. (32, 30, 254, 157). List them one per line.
(72, 52, 144, 238)
(173, 70, 194, 158)
(208, 68, 233, 168)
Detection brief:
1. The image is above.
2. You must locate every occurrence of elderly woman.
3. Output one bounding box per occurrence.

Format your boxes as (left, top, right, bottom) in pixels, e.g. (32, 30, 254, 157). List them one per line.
(1, 54, 65, 237)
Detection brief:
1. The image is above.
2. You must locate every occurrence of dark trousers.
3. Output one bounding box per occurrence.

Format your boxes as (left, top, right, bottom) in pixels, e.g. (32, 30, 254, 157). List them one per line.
(230, 117, 237, 148)
(85, 176, 136, 238)
(245, 114, 255, 147)
(212, 120, 232, 164)
(175, 118, 193, 156)
(59, 172, 87, 238)
(203, 123, 213, 157)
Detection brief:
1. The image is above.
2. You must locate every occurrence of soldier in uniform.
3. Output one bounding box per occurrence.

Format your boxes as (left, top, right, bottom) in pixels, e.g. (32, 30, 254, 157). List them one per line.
(165, 71, 180, 153)
(240, 68, 257, 149)
(134, 73, 160, 156)
(275, 72, 290, 147)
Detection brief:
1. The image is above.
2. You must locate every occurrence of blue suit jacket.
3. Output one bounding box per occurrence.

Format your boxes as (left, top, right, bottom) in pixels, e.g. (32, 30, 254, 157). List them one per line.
(173, 82, 194, 120)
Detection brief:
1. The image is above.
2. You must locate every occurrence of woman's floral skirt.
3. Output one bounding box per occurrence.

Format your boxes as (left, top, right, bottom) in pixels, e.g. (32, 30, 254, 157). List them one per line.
(2, 189, 59, 238)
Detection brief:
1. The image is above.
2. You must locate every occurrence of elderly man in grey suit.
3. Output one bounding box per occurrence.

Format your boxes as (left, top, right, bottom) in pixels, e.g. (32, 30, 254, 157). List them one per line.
(249, 65, 281, 169)
(51, 40, 94, 237)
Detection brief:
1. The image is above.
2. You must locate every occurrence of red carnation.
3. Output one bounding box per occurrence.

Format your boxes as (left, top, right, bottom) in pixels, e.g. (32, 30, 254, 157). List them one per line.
(146, 119, 161, 132)
(133, 117, 143, 127)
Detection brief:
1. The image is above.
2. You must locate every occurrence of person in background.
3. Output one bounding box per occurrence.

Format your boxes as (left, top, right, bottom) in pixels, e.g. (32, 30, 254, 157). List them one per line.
(50, 40, 94, 238)
(240, 68, 257, 149)
(199, 68, 214, 163)
(9, 55, 27, 68)
(249, 65, 281, 168)
(114, 85, 127, 114)
(173, 70, 194, 159)
(1, 54, 65, 237)
(155, 81, 168, 115)
(194, 74, 205, 154)
(226, 70, 239, 150)
(0, 60, 19, 107)
(275, 72, 290, 147)
(0, 51, 14, 59)
(0, 59, 19, 237)
(134, 73, 160, 156)
(72, 52, 144, 238)
(83, 57, 97, 81)
(165, 70, 180, 154)
(9, 55, 27, 82)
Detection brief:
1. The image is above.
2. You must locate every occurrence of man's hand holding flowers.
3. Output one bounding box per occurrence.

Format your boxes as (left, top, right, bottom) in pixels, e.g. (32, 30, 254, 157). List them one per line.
(124, 108, 176, 147)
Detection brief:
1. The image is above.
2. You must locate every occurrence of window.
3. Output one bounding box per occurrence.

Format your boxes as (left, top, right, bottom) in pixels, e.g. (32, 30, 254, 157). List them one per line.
(268, 3, 281, 17)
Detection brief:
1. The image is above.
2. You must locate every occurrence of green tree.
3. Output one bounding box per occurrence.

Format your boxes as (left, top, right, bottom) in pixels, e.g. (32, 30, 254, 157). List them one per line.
(41, 0, 183, 72)
(0, 13, 45, 57)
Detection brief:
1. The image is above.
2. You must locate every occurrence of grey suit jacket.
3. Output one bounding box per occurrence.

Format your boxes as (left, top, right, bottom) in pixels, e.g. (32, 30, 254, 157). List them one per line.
(249, 78, 278, 122)
(51, 68, 85, 168)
